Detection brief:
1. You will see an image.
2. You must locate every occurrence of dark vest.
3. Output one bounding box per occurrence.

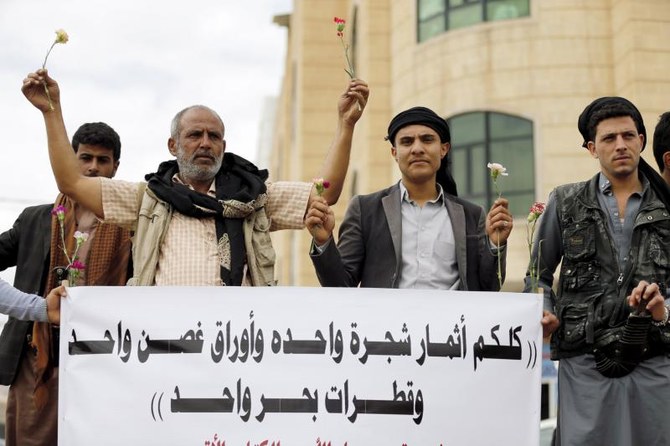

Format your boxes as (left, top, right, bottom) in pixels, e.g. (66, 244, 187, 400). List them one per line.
(551, 176, 670, 359)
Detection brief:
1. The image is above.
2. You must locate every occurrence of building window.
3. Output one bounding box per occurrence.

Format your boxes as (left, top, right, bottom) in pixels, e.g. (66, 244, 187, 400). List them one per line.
(447, 111, 534, 217)
(418, 0, 530, 42)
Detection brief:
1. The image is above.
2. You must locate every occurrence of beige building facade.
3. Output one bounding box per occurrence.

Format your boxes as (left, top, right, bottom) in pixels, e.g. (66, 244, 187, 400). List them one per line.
(270, 0, 670, 290)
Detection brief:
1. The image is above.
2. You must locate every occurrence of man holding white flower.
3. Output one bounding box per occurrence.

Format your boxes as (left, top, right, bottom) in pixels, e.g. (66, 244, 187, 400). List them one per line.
(22, 69, 368, 287)
(0, 121, 131, 445)
(526, 97, 670, 445)
(306, 106, 513, 291)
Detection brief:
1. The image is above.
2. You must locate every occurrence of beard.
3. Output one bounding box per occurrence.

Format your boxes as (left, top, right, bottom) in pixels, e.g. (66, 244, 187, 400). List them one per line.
(175, 143, 223, 183)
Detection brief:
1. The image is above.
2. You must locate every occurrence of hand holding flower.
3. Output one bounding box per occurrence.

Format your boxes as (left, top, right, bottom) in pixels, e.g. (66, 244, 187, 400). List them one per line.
(22, 69, 61, 114)
(485, 197, 513, 243)
(486, 162, 510, 289)
(338, 79, 369, 125)
(305, 196, 335, 246)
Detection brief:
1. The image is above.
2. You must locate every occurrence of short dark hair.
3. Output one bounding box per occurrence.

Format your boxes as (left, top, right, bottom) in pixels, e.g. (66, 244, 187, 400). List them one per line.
(585, 102, 644, 146)
(578, 97, 646, 152)
(71, 122, 121, 161)
(653, 112, 670, 173)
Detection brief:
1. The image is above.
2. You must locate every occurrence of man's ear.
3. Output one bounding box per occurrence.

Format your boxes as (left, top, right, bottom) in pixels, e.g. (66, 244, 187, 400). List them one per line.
(111, 160, 120, 178)
(664, 151, 670, 171)
(587, 141, 598, 158)
(441, 142, 450, 158)
(391, 146, 398, 162)
(168, 138, 177, 156)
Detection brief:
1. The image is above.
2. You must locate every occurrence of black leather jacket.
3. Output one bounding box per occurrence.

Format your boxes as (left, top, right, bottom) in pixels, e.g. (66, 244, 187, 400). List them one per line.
(530, 174, 670, 359)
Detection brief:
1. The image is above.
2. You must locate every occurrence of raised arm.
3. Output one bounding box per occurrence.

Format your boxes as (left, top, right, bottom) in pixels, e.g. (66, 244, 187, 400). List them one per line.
(21, 69, 104, 217)
(316, 79, 369, 205)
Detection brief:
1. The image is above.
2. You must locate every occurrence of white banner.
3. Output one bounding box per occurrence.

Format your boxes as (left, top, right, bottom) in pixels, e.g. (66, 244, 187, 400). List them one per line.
(58, 287, 542, 445)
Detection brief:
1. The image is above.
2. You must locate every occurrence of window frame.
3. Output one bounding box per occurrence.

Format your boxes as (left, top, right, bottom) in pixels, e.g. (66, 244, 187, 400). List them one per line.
(417, 0, 530, 42)
(447, 111, 535, 216)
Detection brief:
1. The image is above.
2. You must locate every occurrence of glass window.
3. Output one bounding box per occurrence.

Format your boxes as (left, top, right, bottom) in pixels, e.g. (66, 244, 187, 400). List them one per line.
(418, 0, 446, 41)
(418, 0, 530, 42)
(419, 0, 445, 19)
(448, 3, 483, 31)
(448, 111, 534, 217)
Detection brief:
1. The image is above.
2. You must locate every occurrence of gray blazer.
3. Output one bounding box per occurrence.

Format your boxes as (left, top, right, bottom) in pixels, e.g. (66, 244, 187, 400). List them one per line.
(311, 183, 504, 290)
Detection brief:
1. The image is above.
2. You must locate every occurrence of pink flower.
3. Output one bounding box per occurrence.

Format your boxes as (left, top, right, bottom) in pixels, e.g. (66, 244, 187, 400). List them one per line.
(74, 230, 90, 243)
(333, 16, 355, 79)
(334, 17, 346, 36)
(527, 202, 546, 222)
(313, 178, 330, 196)
(70, 260, 86, 271)
(51, 205, 66, 223)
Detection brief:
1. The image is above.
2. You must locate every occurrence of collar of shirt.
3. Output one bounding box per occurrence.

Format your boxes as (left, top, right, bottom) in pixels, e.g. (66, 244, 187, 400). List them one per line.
(596, 172, 648, 269)
(398, 181, 445, 206)
(397, 180, 460, 290)
(597, 172, 648, 198)
(172, 173, 217, 198)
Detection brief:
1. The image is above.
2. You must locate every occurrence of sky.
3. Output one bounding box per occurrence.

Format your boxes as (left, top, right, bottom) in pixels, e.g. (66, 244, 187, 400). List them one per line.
(0, 0, 293, 285)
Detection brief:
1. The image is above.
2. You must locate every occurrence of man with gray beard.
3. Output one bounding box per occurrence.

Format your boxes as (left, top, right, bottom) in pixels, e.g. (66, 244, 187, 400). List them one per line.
(22, 69, 369, 286)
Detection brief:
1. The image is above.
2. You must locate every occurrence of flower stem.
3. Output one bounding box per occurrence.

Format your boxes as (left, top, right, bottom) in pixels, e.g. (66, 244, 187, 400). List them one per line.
(496, 230, 502, 290)
(43, 83, 54, 111)
(42, 42, 56, 111)
(339, 37, 355, 79)
(58, 221, 72, 266)
(42, 42, 56, 70)
(339, 37, 361, 112)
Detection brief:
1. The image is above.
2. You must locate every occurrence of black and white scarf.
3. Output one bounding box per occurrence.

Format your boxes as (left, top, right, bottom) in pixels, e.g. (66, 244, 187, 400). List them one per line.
(145, 152, 268, 285)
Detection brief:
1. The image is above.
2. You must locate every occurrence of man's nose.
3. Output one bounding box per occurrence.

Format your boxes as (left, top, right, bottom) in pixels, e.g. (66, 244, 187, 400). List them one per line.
(410, 140, 425, 153)
(200, 132, 213, 147)
(88, 160, 99, 173)
(615, 134, 628, 148)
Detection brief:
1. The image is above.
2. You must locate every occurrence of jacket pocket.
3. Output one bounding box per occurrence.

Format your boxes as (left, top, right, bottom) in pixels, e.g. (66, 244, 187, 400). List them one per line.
(562, 219, 596, 261)
(251, 211, 275, 268)
(561, 260, 601, 292)
(557, 291, 602, 350)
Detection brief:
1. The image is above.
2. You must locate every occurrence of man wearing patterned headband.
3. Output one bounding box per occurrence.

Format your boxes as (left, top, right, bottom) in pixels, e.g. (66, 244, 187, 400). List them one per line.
(306, 106, 513, 291)
(525, 96, 670, 445)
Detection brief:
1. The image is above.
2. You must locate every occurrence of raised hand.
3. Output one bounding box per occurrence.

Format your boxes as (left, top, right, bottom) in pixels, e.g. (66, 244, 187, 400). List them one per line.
(339, 79, 369, 126)
(22, 69, 60, 113)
